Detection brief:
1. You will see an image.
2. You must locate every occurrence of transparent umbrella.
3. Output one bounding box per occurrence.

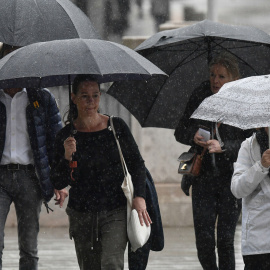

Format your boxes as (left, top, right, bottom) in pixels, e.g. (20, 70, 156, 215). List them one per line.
(191, 74, 270, 146)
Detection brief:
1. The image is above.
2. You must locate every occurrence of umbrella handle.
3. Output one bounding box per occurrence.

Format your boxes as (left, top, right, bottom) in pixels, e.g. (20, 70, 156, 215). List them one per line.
(69, 140, 77, 180)
(69, 159, 77, 181)
(211, 123, 216, 168)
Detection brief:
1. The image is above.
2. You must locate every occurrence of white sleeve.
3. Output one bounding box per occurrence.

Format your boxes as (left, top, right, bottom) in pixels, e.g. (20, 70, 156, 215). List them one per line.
(231, 139, 269, 199)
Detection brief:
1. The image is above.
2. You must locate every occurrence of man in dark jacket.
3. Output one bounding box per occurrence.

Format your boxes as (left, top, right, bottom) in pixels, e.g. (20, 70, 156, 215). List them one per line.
(0, 44, 68, 270)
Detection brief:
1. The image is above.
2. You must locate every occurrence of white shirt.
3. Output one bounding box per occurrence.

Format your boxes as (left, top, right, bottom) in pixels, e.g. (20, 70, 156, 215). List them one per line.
(0, 89, 34, 165)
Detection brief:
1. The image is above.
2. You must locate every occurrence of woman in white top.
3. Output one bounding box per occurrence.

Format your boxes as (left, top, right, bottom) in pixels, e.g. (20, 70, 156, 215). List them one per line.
(231, 127, 270, 269)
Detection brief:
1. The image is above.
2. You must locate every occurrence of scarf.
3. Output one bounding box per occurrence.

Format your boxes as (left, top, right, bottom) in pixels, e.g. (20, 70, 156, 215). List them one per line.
(256, 128, 270, 176)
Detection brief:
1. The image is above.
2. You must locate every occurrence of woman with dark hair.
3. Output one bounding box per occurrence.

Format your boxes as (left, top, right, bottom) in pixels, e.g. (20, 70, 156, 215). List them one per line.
(175, 51, 252, 269)
(50, 74, 151, 270)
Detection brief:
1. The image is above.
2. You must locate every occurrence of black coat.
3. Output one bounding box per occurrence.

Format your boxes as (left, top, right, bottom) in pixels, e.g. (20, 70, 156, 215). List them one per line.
(174, 81, 253, 177)
(128, 167, 164, 270)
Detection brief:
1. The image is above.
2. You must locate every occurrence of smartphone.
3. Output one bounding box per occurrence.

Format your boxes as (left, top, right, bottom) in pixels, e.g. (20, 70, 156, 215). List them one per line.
(198, 128, 211, 142)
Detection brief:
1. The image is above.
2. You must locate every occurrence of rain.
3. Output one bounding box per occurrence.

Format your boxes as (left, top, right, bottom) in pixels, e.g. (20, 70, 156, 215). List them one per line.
(1, 0, 270, 269)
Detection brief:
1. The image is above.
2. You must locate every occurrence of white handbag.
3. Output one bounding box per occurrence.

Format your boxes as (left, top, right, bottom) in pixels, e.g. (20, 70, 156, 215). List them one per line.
(110, 116, 151, 252)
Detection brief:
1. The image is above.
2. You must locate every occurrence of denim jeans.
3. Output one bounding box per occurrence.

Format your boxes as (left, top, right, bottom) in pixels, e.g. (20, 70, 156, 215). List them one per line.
(192, 174, 242, 270)
(0, 169, 42, 270)
(67, 207, 127, 270)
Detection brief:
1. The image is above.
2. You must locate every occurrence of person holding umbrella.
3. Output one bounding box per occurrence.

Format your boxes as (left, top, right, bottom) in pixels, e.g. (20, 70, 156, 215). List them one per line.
(151, 0, 169, 32)
(174, 51, 252, 269)
(231, 127, 270, 269)
(0, 44, 68, 270)
(50, 75, 152, 270)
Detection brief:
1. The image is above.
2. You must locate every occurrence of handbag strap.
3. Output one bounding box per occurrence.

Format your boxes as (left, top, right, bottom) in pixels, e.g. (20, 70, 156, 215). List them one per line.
(110, 116, 129, 177)
(201, 147, 207, 157)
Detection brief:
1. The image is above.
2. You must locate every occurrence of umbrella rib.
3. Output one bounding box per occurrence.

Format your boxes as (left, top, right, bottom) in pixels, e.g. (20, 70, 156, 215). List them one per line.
(155, 39, 204, 52)
(158, 37, 261, 75)
(211, 39, 260, 75)
(11, 0, 18, 44)
(82, 39, 103, 78)
(143, 46, 204, 124)
(158, 38, 266, 51)
(32, 0, 51, 38)
(169, 50, 208, 72)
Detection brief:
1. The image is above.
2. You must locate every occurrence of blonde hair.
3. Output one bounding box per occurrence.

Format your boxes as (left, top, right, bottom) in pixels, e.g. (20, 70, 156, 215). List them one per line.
(209, 51, 240, 80)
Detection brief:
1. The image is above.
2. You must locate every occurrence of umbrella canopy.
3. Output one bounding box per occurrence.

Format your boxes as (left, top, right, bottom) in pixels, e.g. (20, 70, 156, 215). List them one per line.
(191, 75, 270, 130)
(0, 38, 167, 89)
(107, 20, 270, 129)
(0, 0, 100, 46)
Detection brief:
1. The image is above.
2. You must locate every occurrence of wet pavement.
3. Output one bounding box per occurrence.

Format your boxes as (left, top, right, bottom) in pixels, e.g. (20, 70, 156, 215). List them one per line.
(2, 225, 244, 269)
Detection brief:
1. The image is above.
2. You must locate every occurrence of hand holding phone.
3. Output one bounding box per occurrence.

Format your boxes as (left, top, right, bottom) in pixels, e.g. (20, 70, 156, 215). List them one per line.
(198, 128, 211, 142)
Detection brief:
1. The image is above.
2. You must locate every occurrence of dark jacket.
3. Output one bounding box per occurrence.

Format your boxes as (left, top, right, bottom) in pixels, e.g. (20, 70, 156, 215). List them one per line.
(50, 117, 146, 213)
(174, 81, 252, 177)
(128, 167, 164, 270)
(174, 81, 212, 146)
(0, 88, 62, 202)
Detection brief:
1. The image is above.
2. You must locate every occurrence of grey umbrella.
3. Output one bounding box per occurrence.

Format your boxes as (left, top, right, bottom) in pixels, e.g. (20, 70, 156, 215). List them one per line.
(0, 38, 166, 89)
(107, 20, 270, 129)
(0, 38, 166, 168)
(0, 39, 166, 171)
(0, 0, 100, 46)
(0, 38, 166, 132)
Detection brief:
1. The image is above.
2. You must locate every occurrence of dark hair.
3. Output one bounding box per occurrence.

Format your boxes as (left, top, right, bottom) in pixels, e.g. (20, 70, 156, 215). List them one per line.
(64, 74, 100, 125)
(209, 51, 240, 80)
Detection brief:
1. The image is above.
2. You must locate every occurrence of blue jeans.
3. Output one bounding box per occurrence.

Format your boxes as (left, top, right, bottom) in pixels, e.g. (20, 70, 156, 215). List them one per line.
(0, 169, 42, 270)
(192, 174, 241, 270)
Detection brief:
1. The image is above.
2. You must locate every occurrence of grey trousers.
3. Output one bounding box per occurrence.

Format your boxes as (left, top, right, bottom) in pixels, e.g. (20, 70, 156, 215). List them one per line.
(0, 169, 42, 270)
(67, 207, 128, 270)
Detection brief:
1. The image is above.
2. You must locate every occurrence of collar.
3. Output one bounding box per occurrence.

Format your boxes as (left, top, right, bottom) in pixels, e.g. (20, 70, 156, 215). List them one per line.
(0, 88, 27, 98)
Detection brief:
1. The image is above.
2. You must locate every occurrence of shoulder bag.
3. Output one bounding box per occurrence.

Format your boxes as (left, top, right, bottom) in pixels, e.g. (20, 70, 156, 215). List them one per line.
(177, 148, 207, 176)
(177, 123, 221, 176)
(110, 116, 151, 252)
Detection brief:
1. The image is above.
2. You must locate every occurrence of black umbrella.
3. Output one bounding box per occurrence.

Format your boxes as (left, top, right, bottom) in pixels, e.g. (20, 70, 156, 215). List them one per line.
(107, 19, 270, 129)
(0, 39, 166, 89)
(0, 0, 100, 46)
